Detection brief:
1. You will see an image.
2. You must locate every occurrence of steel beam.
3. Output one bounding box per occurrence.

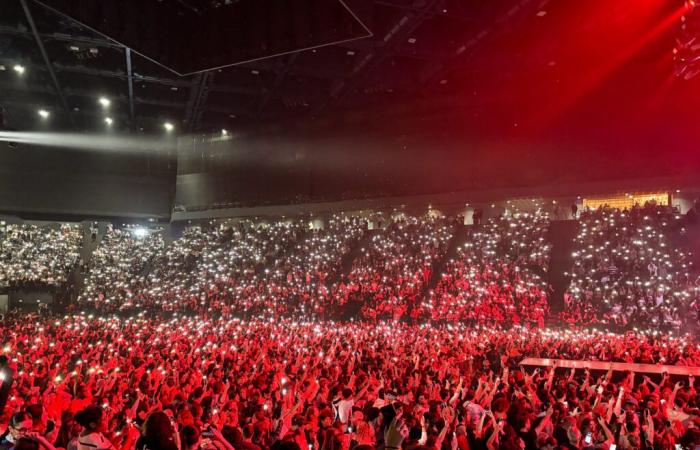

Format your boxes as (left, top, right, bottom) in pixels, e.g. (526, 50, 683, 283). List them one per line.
(125, 48, 135, 128)
(257, 53, 299, 117)
(19, 0, 70, 113)
(0, 25, 122, 48)
(318, 0, 441, 113)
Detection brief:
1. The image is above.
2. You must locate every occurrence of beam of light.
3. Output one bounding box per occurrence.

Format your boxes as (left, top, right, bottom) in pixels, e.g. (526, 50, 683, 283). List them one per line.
(522, 3, 686, 134)
(0, 131, 175, 153)
(131, 227, 149, 238)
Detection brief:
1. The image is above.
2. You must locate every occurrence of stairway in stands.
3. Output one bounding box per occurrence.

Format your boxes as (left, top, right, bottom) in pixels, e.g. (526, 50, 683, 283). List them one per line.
(421, 224, 472, 301)
(326, 228, 378, 288)
(546, 220, 579, 314)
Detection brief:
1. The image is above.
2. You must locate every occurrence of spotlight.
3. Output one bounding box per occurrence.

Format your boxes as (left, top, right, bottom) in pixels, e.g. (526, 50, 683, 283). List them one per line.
(38, 109, 50, 119)
(13, 65, 25, 75)
(164, 122, 174, 132)
(221, 129, 228, 136)
(98, 97, 111, 108)
(104, 117, 113, 125)
(132, 228, 148, 238)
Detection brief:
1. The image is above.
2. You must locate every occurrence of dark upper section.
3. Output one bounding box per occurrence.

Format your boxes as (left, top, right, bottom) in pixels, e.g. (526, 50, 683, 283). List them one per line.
(36, 0, 371, 75)
(0, 0, 544, 133)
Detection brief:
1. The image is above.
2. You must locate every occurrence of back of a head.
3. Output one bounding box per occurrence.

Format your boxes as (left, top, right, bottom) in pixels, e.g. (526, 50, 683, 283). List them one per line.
(25, 404, 43, 423)
(74, 406, 102, 431)
(10, 411, 30, 428)
(143, 411, 177, 450)
(242, 424, 254, 440)
(220, 426, 241, 447)
(180, 425, 200, 449)
(492, 397, 510, 414)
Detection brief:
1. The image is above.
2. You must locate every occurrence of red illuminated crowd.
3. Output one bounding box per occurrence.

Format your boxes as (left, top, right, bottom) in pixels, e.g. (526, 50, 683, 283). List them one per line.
(1, 315, 699, 450)
(418, 213, 551, 328)
(0, 203, 699, 449)
(332, 216, 455, 321)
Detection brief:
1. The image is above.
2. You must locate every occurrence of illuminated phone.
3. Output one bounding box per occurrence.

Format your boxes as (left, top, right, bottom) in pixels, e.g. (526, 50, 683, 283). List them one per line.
(584, 432, 592, 444)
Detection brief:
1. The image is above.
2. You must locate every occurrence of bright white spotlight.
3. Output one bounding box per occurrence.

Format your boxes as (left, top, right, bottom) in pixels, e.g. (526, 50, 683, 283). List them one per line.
(38, 109, 50, 119)
(164, 122, 174, 132)
(13, 65, 25, 75)
(132, 228, 148, 238)
(104, 117, 113, 125)
(221, 129, 228, 136)
(98, 97, 111, 108)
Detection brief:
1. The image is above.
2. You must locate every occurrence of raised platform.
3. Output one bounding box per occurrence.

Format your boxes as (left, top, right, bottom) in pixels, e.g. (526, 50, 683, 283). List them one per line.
(520, 358, 700, 376)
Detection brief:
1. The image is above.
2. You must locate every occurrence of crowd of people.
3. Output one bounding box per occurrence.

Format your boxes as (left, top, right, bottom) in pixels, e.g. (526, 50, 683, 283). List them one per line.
(332, 216, 455, 320)
(419, 212, 551, 328)
(78, 216, 368, 318)
(0, 203, 696, 334)
(0, 224, 82, 289)
(0, 315, 699, 450)
(191, 216, 367, 318)
(563, 203, 699, 331)
(78, 228, 165, 310)
(0, 203, 699, 449)
(77, 215, 459, 321)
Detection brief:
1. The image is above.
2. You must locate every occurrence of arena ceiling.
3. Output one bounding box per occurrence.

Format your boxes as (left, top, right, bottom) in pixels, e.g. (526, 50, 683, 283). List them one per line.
(0, 0, 551, 133)
(0, 0, 696, 147)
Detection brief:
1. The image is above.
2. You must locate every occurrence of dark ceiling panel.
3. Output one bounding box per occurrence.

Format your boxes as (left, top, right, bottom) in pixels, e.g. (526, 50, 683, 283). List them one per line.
(36, 0, 371, 75)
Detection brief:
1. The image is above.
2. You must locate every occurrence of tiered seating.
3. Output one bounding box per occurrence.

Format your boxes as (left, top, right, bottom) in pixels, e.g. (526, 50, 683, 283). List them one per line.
(420, 212, 551, 327)
(0, 223, 81, 288)
(563, 203, 697, 330)
(333, 215, 455, 320)
(78, 227, 164, 309)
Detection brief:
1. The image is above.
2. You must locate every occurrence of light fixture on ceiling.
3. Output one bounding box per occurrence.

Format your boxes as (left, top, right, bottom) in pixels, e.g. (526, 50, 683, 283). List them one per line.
(164, 122, 174, 132)
(38, 109, 50, 119)
(104, 117, 113, 125)
(98, 97, 111, 108)
(13, 64, 25, 75)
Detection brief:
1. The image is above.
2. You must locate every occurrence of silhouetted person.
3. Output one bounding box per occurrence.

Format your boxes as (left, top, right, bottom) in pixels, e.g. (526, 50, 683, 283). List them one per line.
(0, 355, 14, 416)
